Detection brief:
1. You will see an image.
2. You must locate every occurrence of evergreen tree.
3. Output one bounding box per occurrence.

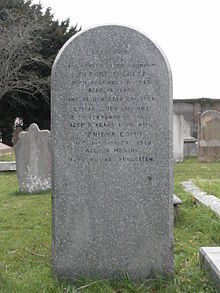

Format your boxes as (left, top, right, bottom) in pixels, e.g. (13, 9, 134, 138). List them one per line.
(0, 0, 80, 145)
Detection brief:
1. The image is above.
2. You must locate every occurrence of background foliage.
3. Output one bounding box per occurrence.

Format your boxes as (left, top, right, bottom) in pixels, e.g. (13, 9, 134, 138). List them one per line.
(0, 0, 80, 145)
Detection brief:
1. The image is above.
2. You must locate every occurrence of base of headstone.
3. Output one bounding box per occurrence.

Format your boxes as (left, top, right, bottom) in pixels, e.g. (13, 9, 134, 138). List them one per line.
(198, 147, 220, 162)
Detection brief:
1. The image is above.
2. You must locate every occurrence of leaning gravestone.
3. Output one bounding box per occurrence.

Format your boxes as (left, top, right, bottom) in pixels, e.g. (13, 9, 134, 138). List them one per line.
(51, 25, 173, 280)
(198, 110, 220, 162)
(15, 123, 51, 193)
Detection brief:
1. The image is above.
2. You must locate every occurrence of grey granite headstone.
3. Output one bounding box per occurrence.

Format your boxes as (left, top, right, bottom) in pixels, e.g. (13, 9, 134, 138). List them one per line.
(198, 110, 220, 162)
(51, 25, 173, 281)
(15, 123, 51, 193)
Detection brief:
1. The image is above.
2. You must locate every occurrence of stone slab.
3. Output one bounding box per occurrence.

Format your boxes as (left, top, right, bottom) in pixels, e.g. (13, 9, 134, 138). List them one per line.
(0, 161, 16, 171)
(173, 194, 182, 217)
(173, 194, 182, 206)
(181, 180, 220, 217)
(200, 247, 220, 292)
(51, 25, 173, 281)
(0, 142, 12, 156)
(15, 123, 51, 193)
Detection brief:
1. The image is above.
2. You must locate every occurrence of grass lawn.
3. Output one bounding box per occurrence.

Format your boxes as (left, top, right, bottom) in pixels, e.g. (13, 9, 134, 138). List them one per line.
(0, 152, 15, 162)
(195, 180, 220, 199)
(179, 157, 220, 199)
(0, 158, 220, 292)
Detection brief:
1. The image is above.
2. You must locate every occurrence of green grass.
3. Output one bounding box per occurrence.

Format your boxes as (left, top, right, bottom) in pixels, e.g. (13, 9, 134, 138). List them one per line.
(0, 158, 220, 292)
(0, 152, 15, 162)
(194, 180, 220, 199)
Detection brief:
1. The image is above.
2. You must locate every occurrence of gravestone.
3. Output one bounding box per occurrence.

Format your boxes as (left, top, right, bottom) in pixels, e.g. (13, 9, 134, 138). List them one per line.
(51, 25, 173, 281)
(198, 110, 220, 162)
(173, 114, 184, 162)
(15, 123, 51, 193)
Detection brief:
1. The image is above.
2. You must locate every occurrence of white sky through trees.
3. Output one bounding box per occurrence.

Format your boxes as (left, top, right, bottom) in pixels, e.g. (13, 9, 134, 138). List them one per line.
(32, 0, 220, 100)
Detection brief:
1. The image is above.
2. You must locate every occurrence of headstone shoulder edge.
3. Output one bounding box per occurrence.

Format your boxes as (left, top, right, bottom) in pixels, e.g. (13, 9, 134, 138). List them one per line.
(51, 24, 172, 83)
(15, 124, 50, 148)
(201, 110, 220, 117)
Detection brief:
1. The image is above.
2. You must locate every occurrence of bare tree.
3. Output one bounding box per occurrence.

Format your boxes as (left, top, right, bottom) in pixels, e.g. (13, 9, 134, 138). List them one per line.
(0, 10, 51, 102)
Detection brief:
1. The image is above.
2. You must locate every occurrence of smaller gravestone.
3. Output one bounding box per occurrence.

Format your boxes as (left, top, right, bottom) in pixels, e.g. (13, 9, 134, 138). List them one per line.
(15, 123, 51, 193)
(198, 110, 220, 162)
(173, 114, 184, 162)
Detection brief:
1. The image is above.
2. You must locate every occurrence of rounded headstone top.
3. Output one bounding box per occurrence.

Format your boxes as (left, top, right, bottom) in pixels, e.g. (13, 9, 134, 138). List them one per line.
(52, 24, 172, 81)
(16, 124, 50, 144)
(29, 123, 40, 131)
(201, 110, 220, 117)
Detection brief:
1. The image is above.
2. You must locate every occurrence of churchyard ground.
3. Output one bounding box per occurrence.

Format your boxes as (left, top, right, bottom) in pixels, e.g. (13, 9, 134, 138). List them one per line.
(0, 157, 220, 292)
(0, 152, 15, 162)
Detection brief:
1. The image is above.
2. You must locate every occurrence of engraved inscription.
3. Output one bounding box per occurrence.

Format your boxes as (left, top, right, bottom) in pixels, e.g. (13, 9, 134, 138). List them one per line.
(68, 49, 159, 163)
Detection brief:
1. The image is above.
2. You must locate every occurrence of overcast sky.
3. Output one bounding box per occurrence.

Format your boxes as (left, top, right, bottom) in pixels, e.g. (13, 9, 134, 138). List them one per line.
(32, 0, 220, 100)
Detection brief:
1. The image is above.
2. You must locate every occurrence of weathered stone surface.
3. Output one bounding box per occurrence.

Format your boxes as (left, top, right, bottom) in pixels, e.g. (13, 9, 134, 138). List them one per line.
(198, 110, 220, 162)
(15, 123, 51, 193)
(200, 247, 220, 292)
(51, 25, 173, 281)
(173, 114, 184, 162)
(0, 161, 16, 171)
